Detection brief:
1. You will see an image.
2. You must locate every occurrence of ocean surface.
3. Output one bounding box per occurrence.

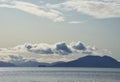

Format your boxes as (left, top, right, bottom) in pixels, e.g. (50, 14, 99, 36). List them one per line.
(0, 67, 120, 82)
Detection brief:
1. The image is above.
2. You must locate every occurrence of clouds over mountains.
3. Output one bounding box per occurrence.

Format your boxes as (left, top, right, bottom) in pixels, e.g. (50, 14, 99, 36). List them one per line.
(0, 0, 120, 22)
(0, 41, 112, 65)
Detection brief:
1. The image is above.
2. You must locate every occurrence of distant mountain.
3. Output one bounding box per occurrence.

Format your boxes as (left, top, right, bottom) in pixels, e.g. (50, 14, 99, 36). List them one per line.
(14, 61, 49, 67)
(0, 61, 16, 67)
(0, 55, 120, 67)
(40, 55, 120, 68)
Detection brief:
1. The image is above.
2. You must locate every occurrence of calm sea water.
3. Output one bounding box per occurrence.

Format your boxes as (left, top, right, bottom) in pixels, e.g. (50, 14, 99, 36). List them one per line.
(0, 67, 120, 82)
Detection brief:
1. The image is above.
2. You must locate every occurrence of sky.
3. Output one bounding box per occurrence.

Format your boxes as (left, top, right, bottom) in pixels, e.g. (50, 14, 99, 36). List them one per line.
(0, 0, 120, 64)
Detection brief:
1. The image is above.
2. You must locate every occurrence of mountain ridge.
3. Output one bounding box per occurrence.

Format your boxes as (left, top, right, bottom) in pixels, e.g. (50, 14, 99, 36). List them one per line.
(48, 55, 120, 68)
(0, 55, 120, 67)
(0, 61, 16, 67)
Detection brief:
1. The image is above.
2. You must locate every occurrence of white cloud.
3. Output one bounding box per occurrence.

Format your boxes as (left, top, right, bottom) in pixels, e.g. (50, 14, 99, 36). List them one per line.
(0, 41, 110, 64)
(62, 0, 120, 18)
(13, 42, 72, 55)
(0, 0, 120, 23)
(0, 0, 64, 22)
(68, 21, 83, 24)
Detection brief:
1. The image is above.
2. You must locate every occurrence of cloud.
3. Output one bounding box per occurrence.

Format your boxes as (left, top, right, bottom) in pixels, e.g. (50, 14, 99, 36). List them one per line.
(0, 0, 120, 23)
(55, 42, 72, 55)
(30, 48, 53, 54)
(44, 0, 120, 19)
(72, 41, 86, 50)
(0, 41, 112, 64)
(0, 41, 108, 56)
(0, 0, 64, 22)
(68, 21, 83, 24)
(9, 55, 26, 64)
(14, 43, 54, 54)
(62, 0, 120, 19)
(8, 55, 43, 66)
(13, 42, 72, 55)
(82, 51, 92, 55)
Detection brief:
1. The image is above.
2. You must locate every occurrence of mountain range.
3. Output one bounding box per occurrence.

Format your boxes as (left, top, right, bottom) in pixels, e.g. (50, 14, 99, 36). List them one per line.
(0, 61, 15, 67)
(0, 55, 120, 68)
(39, 55, 120, 68)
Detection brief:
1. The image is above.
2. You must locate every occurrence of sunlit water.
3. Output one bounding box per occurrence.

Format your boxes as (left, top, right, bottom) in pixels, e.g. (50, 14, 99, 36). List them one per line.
(0, 67, 120, 82)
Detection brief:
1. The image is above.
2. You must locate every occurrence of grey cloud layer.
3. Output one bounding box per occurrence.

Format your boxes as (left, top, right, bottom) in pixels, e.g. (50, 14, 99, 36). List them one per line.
(0, 0, 120, 22)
